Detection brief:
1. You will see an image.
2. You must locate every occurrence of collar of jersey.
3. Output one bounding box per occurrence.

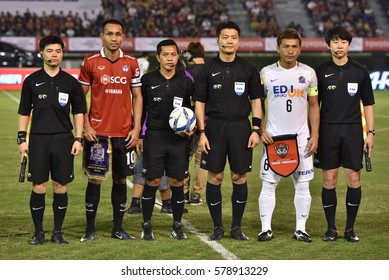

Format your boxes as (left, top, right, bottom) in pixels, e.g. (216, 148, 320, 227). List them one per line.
(100, 48, 123, 58)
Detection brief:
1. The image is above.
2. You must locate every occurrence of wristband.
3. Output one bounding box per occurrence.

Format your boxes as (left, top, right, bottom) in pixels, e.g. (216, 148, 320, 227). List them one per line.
(74, 137, 83, 143)
(17, 131, 27, 145)
(196, 129, 205, 135)
(252, 128, 262, 137)
(368, 129, 375, 136)
(252, 117, 262, 128)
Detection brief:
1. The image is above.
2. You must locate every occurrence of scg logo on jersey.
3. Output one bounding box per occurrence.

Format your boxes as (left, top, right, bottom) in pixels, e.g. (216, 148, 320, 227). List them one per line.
(273, 85, 305, 97)
(100, 74, 127, 85)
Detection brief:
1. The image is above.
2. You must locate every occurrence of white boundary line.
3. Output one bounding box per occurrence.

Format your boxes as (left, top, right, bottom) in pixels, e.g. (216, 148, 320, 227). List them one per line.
(2, 90, 239, 260)
(2, 90, 20, 103)
(126, 179, 239, 260)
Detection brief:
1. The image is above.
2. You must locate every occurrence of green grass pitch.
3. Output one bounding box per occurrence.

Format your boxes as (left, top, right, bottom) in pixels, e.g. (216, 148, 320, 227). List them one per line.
(0, 89, 388, 260)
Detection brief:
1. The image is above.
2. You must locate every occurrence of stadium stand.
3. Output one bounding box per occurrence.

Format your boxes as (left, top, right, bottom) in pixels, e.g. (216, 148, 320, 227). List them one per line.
(0, 0, 387, 38)
(0, 0, 231, 37)
(241, 0, 282, 37)
(305, 0, 383, 37)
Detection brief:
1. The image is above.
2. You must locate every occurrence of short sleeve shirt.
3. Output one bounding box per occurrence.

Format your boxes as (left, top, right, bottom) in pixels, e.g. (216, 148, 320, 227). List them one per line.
(193, 55, 264, 121)
(18, 68, 86, 134)
(315, 58, 374, 124)
(260, 61, 318, 144)
(141, 70, 193, 131)
(79, 48, 141, 137)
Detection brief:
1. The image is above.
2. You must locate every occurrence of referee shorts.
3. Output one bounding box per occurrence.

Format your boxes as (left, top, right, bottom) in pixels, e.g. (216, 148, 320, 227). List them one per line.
(28, 133, 74, 185)
(314, 123, 363, 170)
(143, 129, 189, 181)
(200, 118, 253, 174)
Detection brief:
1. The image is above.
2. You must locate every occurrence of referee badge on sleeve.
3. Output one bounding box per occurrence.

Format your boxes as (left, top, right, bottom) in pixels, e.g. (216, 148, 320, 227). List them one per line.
(265, 134, 299, 177)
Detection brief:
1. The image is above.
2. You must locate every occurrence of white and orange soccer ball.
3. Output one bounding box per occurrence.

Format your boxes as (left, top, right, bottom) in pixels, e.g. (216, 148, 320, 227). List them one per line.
(169, 106, 196, 133)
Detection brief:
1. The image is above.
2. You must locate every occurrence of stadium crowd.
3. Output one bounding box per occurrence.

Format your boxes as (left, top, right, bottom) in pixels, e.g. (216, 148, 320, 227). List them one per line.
(242, 0, 282, 37)
(0, 0, 230, 38)
(305, 0, 383, 37)
(0, 0, 387, 38)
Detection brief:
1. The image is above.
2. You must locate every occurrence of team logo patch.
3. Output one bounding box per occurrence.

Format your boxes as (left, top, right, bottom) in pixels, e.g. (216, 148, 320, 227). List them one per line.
(98, 65, 105, 70)
(265, 134, 299, 177)
(234, 82, 245, 96)
(347, 83, 358, 96)
(122, 65, 129, 72)
(58, 92, 69, 107)
(298, 76, 306, 84)
(83, 136, 112, 180)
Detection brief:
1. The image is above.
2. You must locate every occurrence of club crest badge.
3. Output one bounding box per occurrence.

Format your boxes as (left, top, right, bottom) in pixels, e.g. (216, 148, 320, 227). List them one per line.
(275, 143, 288, 158)
(122, 65, 129, 73)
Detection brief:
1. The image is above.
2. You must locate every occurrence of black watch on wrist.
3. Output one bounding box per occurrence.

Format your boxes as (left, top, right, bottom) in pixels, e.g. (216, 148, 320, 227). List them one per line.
(74, 137, 83, 143)
(368, 129, 375, 136)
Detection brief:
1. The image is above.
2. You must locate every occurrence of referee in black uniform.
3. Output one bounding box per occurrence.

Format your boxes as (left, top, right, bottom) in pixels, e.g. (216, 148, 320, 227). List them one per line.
(18, 35, 86, 245)
(140, 39, 194, 241)
(193, 21, 264, 241)
(314, 26, 375, 242)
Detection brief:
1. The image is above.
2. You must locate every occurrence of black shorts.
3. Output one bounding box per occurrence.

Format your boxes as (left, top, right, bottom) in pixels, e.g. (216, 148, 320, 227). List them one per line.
(200, 118, 253, 174)
(28, 133, 74, 185)
(314, 123, 363, 170)
(143, 129, 189, 181)
(110, 137, 136, 177)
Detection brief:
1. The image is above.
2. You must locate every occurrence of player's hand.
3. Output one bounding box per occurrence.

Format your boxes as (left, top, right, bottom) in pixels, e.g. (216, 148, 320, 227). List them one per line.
(260, 130, 273, 145)
(248, 131, 260, 148)
(19, 142, 29, 162)
(136, 139, 144, 156)
(176, 129, 195, 138)
(304, 135, 318, 157)
(125, 129, 140, 148)
(84, 123, 98, 142)
(364, 134, 374, 157)
(71, 141, 83, 156)
(198, 133, 210, 154)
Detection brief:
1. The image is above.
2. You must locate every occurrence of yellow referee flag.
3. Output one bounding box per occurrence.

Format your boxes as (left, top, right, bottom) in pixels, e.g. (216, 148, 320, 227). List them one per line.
(360, 100, 367, 140)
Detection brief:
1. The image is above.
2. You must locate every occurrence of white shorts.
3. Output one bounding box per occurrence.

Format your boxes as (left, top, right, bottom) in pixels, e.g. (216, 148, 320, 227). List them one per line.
(260, 145, 314, 184)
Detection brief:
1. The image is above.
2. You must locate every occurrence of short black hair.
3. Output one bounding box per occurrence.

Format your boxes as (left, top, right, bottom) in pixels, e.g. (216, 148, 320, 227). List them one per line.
(185, 42, 205, 61)
(216, 21, 240, 38)
(39, 35, 64, 51)
(325, 26, 352, 46)
(101, 19, 124, 33)
(156, 39, 179, 55)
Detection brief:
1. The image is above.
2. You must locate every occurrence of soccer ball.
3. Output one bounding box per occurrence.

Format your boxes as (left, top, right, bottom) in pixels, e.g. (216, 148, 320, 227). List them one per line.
(169, 106, 196, 133)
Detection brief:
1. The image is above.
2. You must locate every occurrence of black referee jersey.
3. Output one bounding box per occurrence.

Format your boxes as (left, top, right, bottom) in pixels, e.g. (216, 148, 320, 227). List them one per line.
(193, 55, 264, 121)
(141, 70, 194, 130)
(18, 68, 86, 134)
(315, 58, 375, 124)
